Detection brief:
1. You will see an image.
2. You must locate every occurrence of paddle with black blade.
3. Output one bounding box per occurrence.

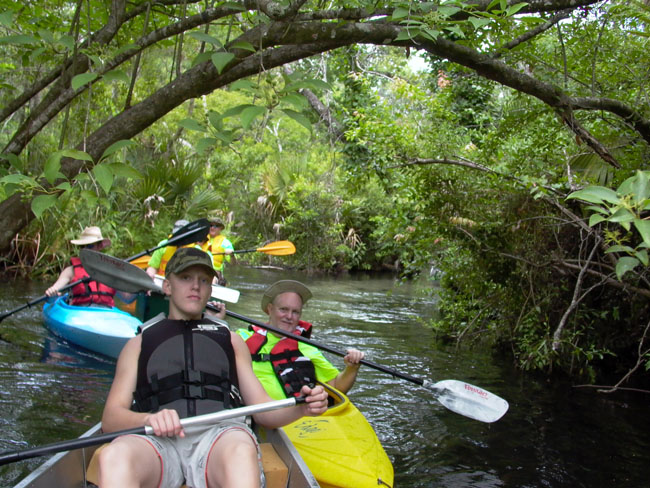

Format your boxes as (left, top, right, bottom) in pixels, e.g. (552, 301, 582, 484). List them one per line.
(0, 396, 304, 466)
(82, 253, 509, 424)
(212, 240, 296, 256)
(0, 219, 209, 323)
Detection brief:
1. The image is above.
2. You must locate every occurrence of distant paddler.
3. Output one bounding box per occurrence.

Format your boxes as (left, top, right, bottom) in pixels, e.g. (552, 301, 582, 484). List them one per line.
(201, 214, 236, 286)
(45, 226, 133, 307)
(236, 280, 365, 399)
(144, 219, 198, 279)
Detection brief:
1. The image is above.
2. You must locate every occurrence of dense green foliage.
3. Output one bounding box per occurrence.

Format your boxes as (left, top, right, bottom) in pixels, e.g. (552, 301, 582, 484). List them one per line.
(0, 0, 649, 388)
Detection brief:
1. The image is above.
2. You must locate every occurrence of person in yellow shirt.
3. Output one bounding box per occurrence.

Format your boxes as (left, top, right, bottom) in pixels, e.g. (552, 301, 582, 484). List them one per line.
(201, 217, 236, 286)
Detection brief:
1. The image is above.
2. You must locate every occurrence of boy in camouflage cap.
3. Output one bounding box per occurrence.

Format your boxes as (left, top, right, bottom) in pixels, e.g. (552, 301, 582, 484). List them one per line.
(97, 247, 328, 487)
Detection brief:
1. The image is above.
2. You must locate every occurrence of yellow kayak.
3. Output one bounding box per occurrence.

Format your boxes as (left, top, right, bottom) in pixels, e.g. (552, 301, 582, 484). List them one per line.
(283, 383, 394, 488)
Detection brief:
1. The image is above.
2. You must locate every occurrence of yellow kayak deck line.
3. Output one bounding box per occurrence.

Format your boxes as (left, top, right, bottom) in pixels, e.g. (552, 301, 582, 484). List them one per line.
(283, 383, 394, 488)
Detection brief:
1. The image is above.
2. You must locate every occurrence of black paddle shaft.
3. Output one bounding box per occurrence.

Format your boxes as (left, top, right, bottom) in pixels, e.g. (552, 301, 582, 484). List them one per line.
(223, 309, 426, 386)
(0, 425, 145, 466)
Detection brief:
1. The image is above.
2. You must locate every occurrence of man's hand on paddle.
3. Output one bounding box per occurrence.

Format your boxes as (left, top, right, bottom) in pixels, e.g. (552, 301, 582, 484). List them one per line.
(300, 384, 328, 416)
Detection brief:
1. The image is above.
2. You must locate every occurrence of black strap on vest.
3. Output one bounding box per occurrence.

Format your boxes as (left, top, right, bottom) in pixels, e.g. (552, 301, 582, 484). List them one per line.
(132, 368, 238, 412)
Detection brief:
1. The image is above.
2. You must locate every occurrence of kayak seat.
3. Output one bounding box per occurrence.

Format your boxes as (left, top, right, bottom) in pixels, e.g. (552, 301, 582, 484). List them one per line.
(85, 442, 288, 487)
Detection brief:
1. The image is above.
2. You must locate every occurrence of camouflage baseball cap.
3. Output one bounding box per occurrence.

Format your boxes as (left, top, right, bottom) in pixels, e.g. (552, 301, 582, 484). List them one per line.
(166, 247, 216, 277)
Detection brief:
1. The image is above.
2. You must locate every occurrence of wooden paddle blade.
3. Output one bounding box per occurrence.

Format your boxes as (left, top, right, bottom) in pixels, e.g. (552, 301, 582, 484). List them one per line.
(256, 240, 296, 256)
(80, 250, 162, 294)
(427, 379, 509, 423)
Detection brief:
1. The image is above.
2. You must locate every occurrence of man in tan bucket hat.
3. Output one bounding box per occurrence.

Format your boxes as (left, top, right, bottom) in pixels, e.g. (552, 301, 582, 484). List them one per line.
(45, 226, 119, 307)
(237, 279, 366, 400)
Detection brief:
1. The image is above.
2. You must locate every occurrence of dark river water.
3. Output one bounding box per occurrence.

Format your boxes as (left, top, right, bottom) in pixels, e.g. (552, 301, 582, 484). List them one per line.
(1, 266, 649, 487)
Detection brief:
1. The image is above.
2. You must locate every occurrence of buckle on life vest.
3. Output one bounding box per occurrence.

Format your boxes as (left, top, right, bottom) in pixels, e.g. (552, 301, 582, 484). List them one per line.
(184, 384, 206, 399)
(184, 369, 202, 384)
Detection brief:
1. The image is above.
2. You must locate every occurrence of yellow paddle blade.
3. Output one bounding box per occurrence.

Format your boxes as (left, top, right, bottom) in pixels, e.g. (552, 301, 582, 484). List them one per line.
(129, 255, 151, 269)
(256, 240, 296, 256)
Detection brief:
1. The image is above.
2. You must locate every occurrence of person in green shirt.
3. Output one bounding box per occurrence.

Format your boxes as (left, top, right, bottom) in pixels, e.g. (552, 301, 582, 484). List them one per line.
(237, 280, 365, 400)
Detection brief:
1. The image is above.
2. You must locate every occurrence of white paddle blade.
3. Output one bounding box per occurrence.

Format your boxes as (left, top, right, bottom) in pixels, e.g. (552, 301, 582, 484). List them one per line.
(427, 379, 509, 423)
(80, 249, 162, 294)
(153, 276, 240, 303)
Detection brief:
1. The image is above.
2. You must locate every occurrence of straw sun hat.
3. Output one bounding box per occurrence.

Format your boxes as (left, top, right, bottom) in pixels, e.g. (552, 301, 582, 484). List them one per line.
(261, 280, 312, 313)
(70, 226, 111, 249)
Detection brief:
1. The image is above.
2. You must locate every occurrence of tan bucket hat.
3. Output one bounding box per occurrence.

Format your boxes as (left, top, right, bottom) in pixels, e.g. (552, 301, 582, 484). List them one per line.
(261, 280, 312, 313)
(70, 226, 111, 249)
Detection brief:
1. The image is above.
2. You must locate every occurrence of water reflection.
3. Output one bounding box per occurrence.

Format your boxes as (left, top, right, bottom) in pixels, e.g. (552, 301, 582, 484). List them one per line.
(1, 270, 650, 487)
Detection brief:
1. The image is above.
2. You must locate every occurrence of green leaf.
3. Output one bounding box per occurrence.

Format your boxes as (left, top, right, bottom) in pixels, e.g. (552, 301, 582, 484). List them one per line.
(31, 194, 58, 219)
(281, 93, 308, 111)
(107, 163, 142, 180)
(392, 7, 410, 20)
(281, 109, 312, 133)
(211, 52, 235, 74)
(283, 79, 331, 93)
(71, 72, 98, 90)
(230, 79, 254, 91)
(616, 256, 640, 280)
(585, 205, 607, 215)
(178, 118, 207, 132)
(0, 11, 15, 27)
(187, 31, 223, 48)
(191, 51, 213, 67)
(230, 40, 256, 52)
(505, 2, 529, 16)
(607, 207, 636, 223)
(196, 137, 217, 154)
(93, 164, 114, 194)
(3, 153, 23, 171)
(567, 186, 620, 205)
(240, 105, 266, 129)
(634, 219, 650, 246)
(103, 69, 130, 84)
(38, 30, 55, 43)
(57, 35, 75, 51)
(221, 104, 249, 119)
(114, 43, 139, 55)
(605, 244, 636, 254)
(214, 131, 233, 145)
(635, 249, 649, 266)
(101, 140, 135, 160)
(394, 28, 419, 42)
(588, 214, 606, 226)
(0, 174, 36, 186)
(443, 25, 465, 38)
(0, 34, 38, 45)
(80, 189, 98, 205)
(631, 170, 649, 206)
(208, 111, 223, 130)
(468, 16, 492, 29)
(437, 6, 461, 18)
(218, 2, 246, 11)
(44, 153, 62, 184)
(61, 149, 94, 162)
(55, 182, 72, 191)
(421, 28, 441, 41)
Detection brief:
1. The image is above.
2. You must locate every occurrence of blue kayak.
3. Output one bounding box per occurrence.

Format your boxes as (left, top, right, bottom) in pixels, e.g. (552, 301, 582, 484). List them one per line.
(42, 296, 142, 359)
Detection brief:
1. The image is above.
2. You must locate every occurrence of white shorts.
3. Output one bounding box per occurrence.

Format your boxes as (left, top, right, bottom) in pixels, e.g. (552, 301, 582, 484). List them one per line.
(128, 419, 265, 488)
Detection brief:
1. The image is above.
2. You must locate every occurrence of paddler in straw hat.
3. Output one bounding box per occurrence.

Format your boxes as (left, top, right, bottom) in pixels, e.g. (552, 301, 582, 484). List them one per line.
(237, 280, 366, 400)
(45, 226, 128, 307)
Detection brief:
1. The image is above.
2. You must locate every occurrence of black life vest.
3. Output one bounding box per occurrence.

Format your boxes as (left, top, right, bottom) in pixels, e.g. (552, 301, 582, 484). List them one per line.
(69, 257, 115, 306)
(132, 316, 242, 418)
(245, 321, 316, 398)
